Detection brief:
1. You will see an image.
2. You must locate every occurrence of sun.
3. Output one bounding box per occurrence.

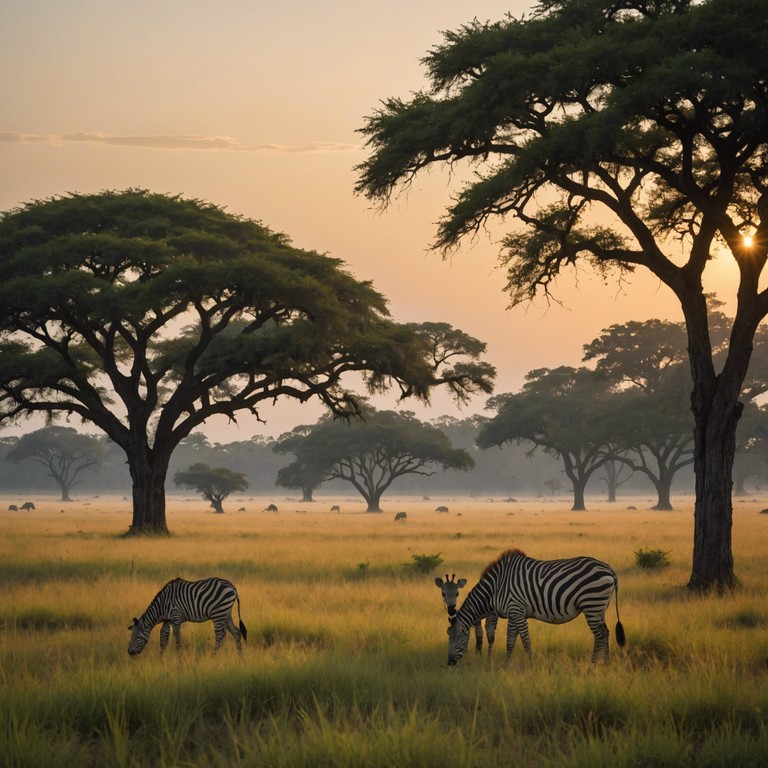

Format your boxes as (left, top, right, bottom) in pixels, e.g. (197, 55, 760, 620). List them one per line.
(743, 234, 754, 247)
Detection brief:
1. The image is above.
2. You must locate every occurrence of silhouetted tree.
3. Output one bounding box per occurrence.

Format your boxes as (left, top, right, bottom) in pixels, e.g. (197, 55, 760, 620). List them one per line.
(6, 426, 104, 501)
(478, 367, 616, 511)
(174, 463, 248, 513)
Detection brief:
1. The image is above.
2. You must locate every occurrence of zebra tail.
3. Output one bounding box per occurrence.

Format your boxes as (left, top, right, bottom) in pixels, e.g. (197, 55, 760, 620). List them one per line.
(614, 574, 626, 648)
(236, 593, 248, 642)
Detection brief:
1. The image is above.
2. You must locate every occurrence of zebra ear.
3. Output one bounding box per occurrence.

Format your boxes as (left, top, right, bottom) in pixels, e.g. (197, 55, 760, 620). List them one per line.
(434, 576, 444, 588)
(457, 578, 467, 588)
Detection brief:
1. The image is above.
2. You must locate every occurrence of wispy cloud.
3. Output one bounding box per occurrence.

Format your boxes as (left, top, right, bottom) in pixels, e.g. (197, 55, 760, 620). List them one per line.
(0, 131, 360, 154)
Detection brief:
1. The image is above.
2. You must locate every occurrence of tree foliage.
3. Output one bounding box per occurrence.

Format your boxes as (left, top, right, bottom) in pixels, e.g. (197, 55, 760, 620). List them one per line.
(0, 191, 494, 533)
(273, 407, 474, 511)
(356, 0, 768, 592)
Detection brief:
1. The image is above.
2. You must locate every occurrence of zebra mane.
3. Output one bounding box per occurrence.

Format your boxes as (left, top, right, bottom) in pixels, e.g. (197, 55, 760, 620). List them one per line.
(481, 548, 527, 579)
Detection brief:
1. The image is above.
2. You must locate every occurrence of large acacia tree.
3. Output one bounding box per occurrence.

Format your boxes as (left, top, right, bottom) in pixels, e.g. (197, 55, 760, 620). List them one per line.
(0, 190, 494, 534)
(274, 408, 475, 512)
(356, 0, 768, 592)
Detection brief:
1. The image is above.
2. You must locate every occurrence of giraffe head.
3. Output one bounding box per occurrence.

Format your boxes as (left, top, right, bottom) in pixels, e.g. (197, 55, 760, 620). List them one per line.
(434, 573, 467, 617)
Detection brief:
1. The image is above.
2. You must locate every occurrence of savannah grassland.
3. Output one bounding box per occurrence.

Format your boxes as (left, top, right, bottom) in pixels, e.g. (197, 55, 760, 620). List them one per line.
(1, 494, 768, 768)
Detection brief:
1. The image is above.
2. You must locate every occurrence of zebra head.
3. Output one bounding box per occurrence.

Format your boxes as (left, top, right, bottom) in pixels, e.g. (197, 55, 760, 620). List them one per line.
(434, 573, 467, 617)
(128, 617, 150, 656)
(446, 615, 470, 666)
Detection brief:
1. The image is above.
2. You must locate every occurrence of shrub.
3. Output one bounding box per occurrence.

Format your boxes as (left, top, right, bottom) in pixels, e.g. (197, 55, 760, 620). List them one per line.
(408, 553, 444, 574)
(634, 547, 671, 570)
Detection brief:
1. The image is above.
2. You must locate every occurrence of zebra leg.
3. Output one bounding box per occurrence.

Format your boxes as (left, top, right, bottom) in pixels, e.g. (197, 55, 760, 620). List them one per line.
(226, 617, 243, 652)
(473, 621, 484, 652)
(586, 615, 610, 663)
(172, 622, 183, 651)
(159, 621, 171, 653)
(213, 620, 228, 651)
(505, 616, 523, 662)
(485, 614, 498, 657)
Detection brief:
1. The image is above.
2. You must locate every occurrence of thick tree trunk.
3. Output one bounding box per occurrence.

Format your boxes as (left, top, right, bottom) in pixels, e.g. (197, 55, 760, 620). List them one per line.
(571, 480, 587, 511)
(688, 396, 738, 593)
(651, 468, 673, 511)
(364, 489, 383, 512)
(126, 449, 170, 535)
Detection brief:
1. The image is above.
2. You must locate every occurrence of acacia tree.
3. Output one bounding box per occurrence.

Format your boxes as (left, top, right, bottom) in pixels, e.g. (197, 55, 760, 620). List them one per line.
(356, 0, 768, 592)
(0, 190, 494, 534)
(173, 463, 248, 513)
(274, 408, 474, 512)
(5, 426, 104, 501)
(477, 367, 617, 511)
(583, 320, 694, 509)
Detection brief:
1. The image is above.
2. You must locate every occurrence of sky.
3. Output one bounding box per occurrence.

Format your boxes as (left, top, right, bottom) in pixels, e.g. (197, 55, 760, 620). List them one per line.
(0, 0, 726, 442)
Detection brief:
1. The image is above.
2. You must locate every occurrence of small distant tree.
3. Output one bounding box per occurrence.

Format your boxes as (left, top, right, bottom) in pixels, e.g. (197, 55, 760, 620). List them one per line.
(6, 426, 104, 501)
(173, 463, 248, 513)
(275, 408, 474, 512)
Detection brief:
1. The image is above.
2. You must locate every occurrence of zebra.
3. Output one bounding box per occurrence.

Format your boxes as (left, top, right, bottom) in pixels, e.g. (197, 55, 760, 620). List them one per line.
(434, 573, 499, 653)
(128, 577, 247, 656)
(447, 549, 625, 666)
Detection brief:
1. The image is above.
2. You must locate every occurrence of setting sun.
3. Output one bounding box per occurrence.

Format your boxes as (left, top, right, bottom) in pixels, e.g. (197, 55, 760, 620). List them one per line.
(743, 234, 754, 247)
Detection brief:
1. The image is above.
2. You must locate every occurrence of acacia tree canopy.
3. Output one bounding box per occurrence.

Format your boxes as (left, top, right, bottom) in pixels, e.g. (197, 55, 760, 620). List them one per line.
(274, 408, 475, 512)
(356, 0, 768, 592)
(0, 190, 495, 533)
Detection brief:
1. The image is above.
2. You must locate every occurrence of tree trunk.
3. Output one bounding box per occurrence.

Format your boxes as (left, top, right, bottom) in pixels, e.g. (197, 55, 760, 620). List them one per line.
(688, 395, 738, 593)
(364, 489, 383, 512)
(571, 480, 587, 511)
(126, 448, 170, 535)
(651, 467, 673, 511)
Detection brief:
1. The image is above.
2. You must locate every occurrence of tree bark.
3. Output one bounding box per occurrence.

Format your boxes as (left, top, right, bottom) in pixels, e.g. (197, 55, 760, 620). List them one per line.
(571, 480, 587, 511)
(688, 394, 738, 592)
(126, 447, 171, 535)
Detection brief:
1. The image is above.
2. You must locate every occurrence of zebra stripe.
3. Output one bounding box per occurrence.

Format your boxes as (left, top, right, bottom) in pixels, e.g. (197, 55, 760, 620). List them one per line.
(128, 576, 247, 656)
(447, 549, 625, 666)
(435, 573, 498, 653)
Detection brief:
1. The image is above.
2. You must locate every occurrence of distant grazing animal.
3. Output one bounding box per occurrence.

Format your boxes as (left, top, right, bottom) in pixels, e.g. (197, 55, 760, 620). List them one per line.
(128, 577, 247, 656)
(238, 507, 246, 512)
(8, 504, 18, 511)
(447, 549, 625, 666)
(330, 505, 340, 513)
(264, 503, 278, 512)
(393, 511, 407, 522)
(21, 501, 35, 510)
(435, 505, 449, 513)
(435, 573, 497, 653)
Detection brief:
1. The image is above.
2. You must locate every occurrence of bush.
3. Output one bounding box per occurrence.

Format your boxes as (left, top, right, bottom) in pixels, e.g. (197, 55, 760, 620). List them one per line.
(634, 547, 671, 570)
(408, 553, 444, 574)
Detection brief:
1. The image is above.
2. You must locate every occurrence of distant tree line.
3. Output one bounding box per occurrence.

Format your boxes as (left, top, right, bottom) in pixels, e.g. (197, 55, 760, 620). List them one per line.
(5, 316, 768, 509)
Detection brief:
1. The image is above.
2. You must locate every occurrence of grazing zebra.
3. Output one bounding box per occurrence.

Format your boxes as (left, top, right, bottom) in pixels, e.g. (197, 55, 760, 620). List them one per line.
(435, 573, 496, 652)
(447, 549, 625, 666)
(128, 577, 247, 656)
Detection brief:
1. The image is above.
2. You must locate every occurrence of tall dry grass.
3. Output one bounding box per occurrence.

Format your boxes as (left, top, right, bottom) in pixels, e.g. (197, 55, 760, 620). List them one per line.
(1, 493, 767, 766)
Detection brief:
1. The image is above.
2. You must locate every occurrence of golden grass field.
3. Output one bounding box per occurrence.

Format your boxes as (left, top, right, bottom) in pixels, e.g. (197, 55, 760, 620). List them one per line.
(1, 492, 767, 767)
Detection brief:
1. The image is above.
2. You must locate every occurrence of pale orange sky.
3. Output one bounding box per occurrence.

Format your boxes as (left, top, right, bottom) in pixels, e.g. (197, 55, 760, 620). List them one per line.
(0, 1, 732, 441)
